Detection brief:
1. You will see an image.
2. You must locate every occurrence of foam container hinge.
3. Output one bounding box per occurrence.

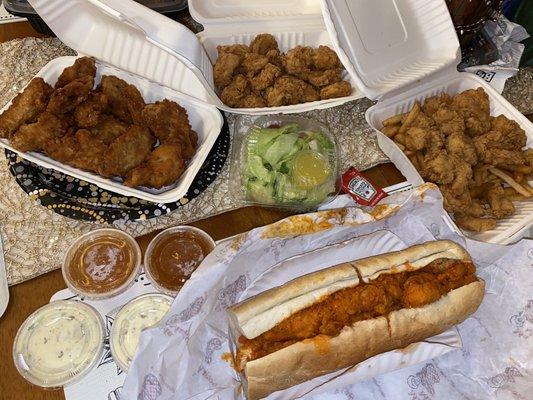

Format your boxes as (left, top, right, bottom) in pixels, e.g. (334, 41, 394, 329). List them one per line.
(0, 56, 223, 203)
(366, 72, 533, 244)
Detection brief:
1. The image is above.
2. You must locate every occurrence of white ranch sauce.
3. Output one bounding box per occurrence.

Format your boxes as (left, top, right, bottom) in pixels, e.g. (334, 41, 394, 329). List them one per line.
(110, 293, 172, 371)
(13, 300, 104, 388)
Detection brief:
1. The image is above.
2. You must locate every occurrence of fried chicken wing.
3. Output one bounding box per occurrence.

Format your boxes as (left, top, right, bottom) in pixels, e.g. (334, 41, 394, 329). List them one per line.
(265, 75, 318, 106)
(10, 112, 69, 152)
(99, 125, 154, 177)
(141, 99, 196, 158)
(241, 53, 269, 77)
(312, 45, 341, 70)
(220, 74, 250, 107)
(74, 92, 108, 128)
(0, 77, 53, 138)
(249, 63, 281, 92)
(283, 46, 314, 75)
(47, 76, 93, 115)
(90, 115, 128, 145)
(44, 129, 107, 173)
(432, 108, 465, 136)
(55, 57, 96, 89)
(124, 144, 185, 188)
(217, 44, 249, 58)
(319, 81, 351, 100)
(249, 33, 278, 55)
(446, 133, 477, 165)
(98, 75, 145, 124)
(451, 88, 491, 136)
(304, 69, 342, 87)
(265, 49, 283, 67)
(214, 52, 242, 89)
(238, 94, 266, 108)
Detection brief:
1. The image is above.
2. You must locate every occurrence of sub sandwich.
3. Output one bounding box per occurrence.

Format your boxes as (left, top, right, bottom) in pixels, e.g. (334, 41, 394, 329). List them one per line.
(227, 240, 485, 399)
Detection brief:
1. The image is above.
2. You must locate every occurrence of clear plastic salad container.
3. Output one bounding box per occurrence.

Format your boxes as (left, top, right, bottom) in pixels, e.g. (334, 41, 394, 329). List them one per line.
(230, 115, 340, 211)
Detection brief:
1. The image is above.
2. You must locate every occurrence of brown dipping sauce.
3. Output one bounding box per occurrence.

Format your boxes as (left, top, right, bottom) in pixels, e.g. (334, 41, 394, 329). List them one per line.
(148, 230, 214, 292)
(66, 233, 138, 295)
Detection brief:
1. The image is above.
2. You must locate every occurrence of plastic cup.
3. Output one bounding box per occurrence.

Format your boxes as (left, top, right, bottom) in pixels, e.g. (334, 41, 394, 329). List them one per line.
(144, 226, 215, 296)
(62, 228, 142, 300)
(13, 300, 104, 388)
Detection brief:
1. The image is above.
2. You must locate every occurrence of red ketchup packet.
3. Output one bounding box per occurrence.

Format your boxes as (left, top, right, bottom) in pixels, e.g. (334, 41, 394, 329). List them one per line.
(341, 167, 388, 206)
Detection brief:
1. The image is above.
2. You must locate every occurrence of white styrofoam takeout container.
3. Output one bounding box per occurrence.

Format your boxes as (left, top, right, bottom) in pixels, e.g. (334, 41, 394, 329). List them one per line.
(0, 0, 225, 203)
(0, 57, 223, 203)
(366, 73, 533, 245)
(308, 0, 533, 244)
(188, 0, 460, 114)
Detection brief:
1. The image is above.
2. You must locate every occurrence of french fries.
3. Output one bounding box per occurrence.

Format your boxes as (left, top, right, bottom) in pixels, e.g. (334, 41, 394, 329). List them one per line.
(398, 102, 420, 134)
(489, 167, 531, 197)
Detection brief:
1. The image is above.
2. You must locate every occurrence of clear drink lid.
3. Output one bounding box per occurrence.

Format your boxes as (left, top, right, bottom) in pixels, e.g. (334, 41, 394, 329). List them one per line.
(13, 300, 104, 388)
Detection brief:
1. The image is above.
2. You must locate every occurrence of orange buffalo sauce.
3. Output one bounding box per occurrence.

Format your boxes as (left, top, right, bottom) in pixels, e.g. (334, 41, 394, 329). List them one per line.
(147, 229, 215, 293)
(64, 231, 140, 297)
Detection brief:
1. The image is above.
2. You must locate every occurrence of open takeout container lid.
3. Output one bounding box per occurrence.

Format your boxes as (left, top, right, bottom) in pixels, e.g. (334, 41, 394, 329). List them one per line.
(320, 0, 461, 100)
(28, 0, 221, 106)
(29, 0, 461, 112)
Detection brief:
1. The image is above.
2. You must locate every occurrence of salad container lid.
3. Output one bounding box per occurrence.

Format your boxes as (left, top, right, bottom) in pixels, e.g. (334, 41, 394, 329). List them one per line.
(230, 115, 339, 211)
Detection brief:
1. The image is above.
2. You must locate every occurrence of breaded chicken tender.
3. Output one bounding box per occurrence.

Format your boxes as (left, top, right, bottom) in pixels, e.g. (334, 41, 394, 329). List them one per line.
(241, 53, 269, 77)
(90, 115, 128, 145)
(265, 76, 319, 106)
(446, 133, 477, 165)
(486, 184, 515, 219)
(217, 44, 249, 59)
(97, 75, 145, 124)
(0, 77, 53, 138)
(44, 129, 107, 173)
(451, 88, 491, 136)
(74, 92, 108, 128)
(55, 57, 96, 89)
(432, 108, 465, 136)
(47, 76, 94, 115)
(125, 144, 185, 188)
(11, 112, 69, 152)
(454, 214, 496, 232)
(304, 69, 342, 87)
(142, 99, 197, 159)
(99, 125, 155, 177)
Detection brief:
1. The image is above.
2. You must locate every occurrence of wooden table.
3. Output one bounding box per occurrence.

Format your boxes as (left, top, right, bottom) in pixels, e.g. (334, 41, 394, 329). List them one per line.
(0, 20, 406, 400)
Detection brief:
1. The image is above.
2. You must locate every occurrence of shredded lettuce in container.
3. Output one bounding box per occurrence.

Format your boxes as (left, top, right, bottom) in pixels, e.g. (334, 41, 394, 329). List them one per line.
(243, 123, 336, 207)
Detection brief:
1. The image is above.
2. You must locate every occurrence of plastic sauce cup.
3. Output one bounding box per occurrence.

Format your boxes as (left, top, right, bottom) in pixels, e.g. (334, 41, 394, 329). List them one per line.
(144, 226, 215, 296)
(62, 229, 142, 300)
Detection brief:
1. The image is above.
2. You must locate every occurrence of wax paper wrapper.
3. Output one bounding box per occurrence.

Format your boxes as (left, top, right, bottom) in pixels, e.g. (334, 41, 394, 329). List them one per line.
(121, 184, 533, 400)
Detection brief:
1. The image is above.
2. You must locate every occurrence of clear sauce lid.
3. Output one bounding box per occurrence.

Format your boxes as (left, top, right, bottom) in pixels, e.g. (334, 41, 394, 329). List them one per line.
(13, 300, 104, 388)
(110, 293, 173, 372)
